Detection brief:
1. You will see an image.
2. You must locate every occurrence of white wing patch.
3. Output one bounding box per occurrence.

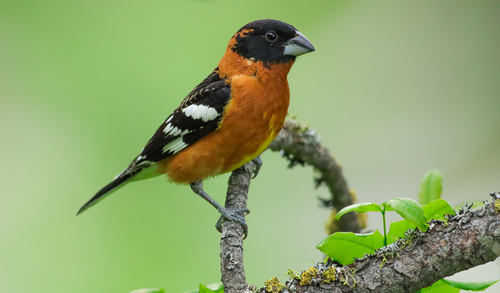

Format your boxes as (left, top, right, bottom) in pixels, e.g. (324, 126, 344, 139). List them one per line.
(183, 105, 196, 117)
(163, 123, 182, 136)
(163, 123, 173, 134)
(182, 104, 219, 122)
(162, 137, 188, 154)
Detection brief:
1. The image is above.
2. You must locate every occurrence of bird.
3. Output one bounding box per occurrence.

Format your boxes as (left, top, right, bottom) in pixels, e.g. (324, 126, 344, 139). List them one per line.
(76, 19, 315, 236)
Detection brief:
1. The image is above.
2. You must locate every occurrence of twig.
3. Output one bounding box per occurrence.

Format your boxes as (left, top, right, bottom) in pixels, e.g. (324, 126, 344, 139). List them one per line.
(268, 119, 360, 233)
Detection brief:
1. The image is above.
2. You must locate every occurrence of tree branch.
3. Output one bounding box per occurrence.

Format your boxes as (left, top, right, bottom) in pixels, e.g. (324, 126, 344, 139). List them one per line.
(220, 161, 255, 293)
(254, 201, 500, 293)
(268, 119, 359, 233)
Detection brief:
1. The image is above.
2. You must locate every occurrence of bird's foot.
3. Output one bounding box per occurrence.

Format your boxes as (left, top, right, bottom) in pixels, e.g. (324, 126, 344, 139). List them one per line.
(251, 156, 263, 179)
(216, 208, 250, 239)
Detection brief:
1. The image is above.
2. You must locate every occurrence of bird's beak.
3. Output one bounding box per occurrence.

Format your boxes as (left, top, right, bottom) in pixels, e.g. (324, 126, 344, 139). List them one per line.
(283, 31, 315, 57)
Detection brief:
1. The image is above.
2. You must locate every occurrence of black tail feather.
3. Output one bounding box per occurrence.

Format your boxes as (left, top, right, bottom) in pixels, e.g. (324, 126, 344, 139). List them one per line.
(76, 172, 134, 216)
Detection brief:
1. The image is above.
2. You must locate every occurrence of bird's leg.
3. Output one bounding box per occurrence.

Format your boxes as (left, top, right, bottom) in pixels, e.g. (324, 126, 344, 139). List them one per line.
(251, 155, 263, 179)
(190, 180, 250, 237)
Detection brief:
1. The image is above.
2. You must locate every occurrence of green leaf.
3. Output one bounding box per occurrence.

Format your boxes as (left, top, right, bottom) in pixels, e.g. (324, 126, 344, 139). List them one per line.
(442, 278, 499, 291)
(420, 280, 460, 293)
(385, 200, 455, 244)
(383, 198, 428, 231)
(129, 289, 164, 293)
(384, 200, 453, 244)
(335, 202, 383, 220)
(422, 199, 455, 221)
(316, 231, 384, 265)
(386, 220, 416, 244)
(199, 283, 224, 293)
(418, 170, 443, 205)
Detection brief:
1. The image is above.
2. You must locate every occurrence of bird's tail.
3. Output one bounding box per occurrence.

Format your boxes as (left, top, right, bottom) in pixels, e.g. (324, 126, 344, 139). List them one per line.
(75, 172, 134, 216)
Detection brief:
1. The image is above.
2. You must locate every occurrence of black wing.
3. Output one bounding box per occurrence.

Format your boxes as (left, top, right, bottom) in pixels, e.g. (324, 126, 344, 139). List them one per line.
(123, 68, 231, 174)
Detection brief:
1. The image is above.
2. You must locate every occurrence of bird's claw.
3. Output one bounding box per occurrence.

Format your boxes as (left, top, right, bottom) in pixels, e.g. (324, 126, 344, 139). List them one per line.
(251, 156, 263, 179)
(216, 208, 250, 239)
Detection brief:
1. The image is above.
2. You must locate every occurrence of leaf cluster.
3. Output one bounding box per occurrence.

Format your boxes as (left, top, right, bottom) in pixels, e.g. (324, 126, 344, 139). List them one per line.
(316, 170, 497, 292)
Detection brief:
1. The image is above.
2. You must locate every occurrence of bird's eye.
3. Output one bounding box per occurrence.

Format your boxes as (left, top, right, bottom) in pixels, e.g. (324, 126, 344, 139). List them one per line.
(265, 31, 277, 42)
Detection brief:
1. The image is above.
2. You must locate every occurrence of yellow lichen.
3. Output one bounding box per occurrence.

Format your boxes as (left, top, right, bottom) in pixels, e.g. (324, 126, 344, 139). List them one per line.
(300, 267, 318, 285)
(325, 190, 368, 234)
(357, 211, 368, 230)
(322, 266, 336, 283)
(349, 189, 358, 202)
(325, 210, 339, 235)
(264, 277, 283, 293)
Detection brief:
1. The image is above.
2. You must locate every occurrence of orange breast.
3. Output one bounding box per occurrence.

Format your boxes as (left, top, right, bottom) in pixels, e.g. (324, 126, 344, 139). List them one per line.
(159, 55, 293, 184)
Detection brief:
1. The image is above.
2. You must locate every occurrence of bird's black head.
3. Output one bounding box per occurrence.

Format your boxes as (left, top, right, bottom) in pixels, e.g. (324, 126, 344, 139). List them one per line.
(231, 19, 315, 65)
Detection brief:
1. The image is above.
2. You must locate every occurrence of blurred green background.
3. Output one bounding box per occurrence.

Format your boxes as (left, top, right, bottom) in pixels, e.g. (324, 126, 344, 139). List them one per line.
(1, 1, 499, 292)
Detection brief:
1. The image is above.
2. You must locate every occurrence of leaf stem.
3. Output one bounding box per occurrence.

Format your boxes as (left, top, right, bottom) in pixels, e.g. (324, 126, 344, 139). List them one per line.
(382, 210, 387, 246)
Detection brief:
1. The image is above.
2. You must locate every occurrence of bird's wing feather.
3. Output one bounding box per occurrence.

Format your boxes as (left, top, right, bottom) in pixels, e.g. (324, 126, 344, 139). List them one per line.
(124, 68, 231, 174)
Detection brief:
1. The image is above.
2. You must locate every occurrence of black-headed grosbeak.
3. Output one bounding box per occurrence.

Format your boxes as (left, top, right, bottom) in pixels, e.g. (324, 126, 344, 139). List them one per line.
(77, 19, 315, 234)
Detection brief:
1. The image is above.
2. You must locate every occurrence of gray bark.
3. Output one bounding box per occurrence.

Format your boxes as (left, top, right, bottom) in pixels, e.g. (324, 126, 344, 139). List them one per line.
(220, 161, 255, 293)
